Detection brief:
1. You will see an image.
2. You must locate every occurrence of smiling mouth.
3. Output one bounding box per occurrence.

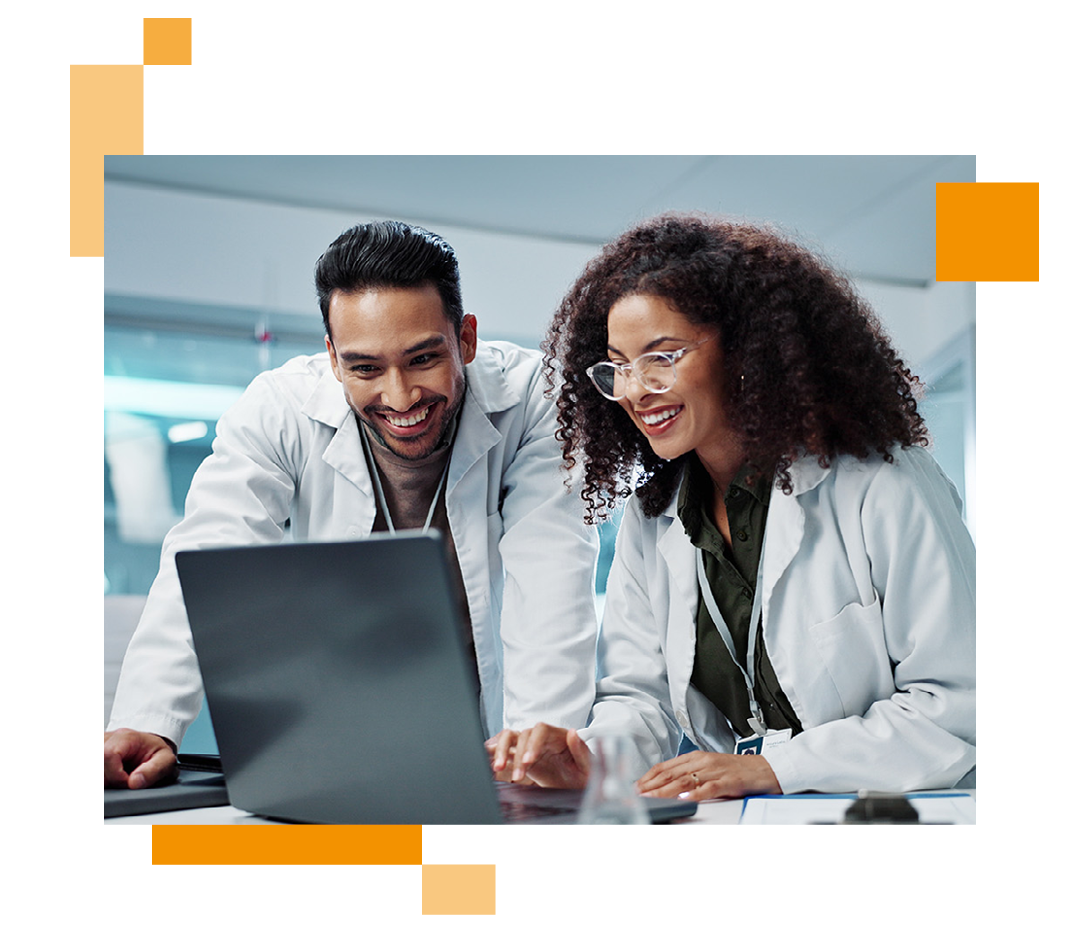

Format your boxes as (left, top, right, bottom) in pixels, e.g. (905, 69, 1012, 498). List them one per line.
(382, 406, 431, 429)
(630, 406, 682, 436)
(639, 407, 680, 427)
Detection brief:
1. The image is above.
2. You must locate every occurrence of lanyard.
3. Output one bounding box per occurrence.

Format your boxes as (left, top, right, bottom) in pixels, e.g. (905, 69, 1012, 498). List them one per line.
(695, 529, 769, 736)
(360, 422, 453, 535)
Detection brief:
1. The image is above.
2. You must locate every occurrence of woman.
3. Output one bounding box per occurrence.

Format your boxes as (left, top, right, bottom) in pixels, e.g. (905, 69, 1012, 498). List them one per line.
(489, 213, 975, 800)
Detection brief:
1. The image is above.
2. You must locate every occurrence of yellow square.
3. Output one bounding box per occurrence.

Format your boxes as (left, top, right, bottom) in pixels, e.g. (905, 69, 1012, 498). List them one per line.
(422, 864, 496, 915)
(936, 182, 1039, 281)
(144, 18, 192, 66)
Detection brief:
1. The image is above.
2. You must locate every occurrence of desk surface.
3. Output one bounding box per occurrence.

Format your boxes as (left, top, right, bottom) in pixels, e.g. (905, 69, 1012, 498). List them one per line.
(104, 800, 741, 825)
(105, 791, 973, 826)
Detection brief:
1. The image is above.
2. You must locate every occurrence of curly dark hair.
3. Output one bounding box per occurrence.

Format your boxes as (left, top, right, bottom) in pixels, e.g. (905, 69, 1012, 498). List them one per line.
(542, 213, 928, 523)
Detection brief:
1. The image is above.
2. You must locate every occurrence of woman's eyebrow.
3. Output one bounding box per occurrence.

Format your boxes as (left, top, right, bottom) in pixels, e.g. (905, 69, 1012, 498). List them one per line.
(607, 335, 688, 355)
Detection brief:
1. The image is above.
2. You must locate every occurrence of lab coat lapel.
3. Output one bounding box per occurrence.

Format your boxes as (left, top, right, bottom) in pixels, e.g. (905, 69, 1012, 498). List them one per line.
(447, 342, 518, 491)
(447, 391, 501, 492)
(655, 491, 702, 744)
(656, 495, 698, 628)
(302, 367, 374, 494)
(760, 457, 830, 627)
(760, 459, 831, 605)
(761, 489, 802, 616)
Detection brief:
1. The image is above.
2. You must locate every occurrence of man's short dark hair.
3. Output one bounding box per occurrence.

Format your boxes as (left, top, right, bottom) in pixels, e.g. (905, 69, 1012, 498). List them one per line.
(314, 220, 464, 339)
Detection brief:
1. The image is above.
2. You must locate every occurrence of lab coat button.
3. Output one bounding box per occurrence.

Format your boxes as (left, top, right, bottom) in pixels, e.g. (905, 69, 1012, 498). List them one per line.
(676, 710, 689, 727)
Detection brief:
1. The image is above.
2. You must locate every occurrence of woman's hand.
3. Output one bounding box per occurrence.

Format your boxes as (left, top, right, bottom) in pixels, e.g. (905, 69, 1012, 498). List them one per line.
(637, 750, 781, 801)
(486, 723, 592, 789)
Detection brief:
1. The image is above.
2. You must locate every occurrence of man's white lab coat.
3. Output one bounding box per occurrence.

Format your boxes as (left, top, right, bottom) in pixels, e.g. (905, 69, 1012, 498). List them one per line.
(108, 340, 600, 747)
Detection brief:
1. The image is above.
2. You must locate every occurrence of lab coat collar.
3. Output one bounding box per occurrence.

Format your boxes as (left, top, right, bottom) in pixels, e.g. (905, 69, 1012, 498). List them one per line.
(463, 339, 522, 415)
(654, 453, 828, 624)
(301, 366, 372, 494)
(786, 453, 832, 496)
(657, 452, 832, 522)
(302, 363, 353, 428)
(447, 341, 515, 491)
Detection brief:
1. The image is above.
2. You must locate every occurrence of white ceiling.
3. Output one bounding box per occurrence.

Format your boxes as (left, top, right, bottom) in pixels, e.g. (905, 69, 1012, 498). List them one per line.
(104, 155, 974, 288)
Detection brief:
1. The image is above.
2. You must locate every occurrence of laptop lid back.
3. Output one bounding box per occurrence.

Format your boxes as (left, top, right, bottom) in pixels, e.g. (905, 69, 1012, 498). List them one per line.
(176, 532, 502, 824)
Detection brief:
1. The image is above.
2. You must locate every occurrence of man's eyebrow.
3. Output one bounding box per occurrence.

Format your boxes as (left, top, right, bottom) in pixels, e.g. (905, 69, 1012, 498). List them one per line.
(337, 335, 448, 363)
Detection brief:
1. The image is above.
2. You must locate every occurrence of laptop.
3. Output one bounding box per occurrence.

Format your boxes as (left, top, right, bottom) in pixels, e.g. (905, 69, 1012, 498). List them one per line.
(104, 764, 229, 818)
(172, 531, 696, 825)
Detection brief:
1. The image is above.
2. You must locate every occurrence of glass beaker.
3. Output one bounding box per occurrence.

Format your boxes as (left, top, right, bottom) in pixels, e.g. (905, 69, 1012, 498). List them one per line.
(576, 734, 649, 825)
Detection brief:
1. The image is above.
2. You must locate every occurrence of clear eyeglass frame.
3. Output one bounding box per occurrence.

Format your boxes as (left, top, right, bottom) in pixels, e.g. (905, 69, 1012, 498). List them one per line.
(585, 335, 714, 401)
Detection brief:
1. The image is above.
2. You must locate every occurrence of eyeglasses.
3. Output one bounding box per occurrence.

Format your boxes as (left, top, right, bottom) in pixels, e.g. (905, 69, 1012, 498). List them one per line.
(585, 335, 715, 401)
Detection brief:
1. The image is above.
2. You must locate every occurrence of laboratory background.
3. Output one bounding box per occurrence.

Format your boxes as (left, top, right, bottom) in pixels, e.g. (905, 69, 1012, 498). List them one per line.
(103, 155, 976, 751)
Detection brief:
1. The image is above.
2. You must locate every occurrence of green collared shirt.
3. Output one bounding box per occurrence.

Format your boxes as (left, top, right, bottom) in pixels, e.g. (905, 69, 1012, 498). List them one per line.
(678, 457, 802, 740)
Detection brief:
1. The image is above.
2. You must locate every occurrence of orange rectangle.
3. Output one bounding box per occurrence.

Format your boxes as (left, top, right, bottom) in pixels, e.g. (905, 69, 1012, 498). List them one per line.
(152, 824, 422, 865)
(70, 65, 143, 257)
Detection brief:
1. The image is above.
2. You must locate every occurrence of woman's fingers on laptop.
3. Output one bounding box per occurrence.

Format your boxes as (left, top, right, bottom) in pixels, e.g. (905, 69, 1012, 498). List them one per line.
(103, 728, 177, 789)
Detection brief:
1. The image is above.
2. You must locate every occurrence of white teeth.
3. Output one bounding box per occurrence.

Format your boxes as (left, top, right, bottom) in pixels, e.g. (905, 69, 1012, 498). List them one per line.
(386, 406, 430, 428)
(641, 408, 679, 426)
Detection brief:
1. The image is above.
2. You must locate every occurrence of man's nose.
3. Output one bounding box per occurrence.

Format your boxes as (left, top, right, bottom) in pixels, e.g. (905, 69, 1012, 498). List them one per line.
(380, 368, 422, 410)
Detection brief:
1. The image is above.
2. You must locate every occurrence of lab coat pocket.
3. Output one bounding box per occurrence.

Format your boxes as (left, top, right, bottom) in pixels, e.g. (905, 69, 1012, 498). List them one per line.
(807, 598, 891, 720)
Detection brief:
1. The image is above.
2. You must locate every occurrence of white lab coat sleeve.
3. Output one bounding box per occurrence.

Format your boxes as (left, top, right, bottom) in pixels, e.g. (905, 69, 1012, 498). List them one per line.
(764, 451, 976, 793)
(107, 372, 302, 747)
(494, 371, 600, 731)
(581, 502, 683, 778)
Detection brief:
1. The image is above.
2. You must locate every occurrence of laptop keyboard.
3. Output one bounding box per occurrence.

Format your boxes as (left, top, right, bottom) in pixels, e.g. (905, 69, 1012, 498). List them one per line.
(499, 798, 579, 823)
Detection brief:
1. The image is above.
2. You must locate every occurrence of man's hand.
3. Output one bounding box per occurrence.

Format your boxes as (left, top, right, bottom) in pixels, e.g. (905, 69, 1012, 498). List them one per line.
(486, 723, 592, 790)
(636, 750, 780, 801)
(104, 728, 178, 789)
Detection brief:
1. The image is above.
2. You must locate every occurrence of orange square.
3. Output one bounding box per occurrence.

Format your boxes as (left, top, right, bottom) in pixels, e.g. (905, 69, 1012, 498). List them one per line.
(144, 18, 192, 66)
(936, 182, 1039, 281)
(422, 864, 496, 915)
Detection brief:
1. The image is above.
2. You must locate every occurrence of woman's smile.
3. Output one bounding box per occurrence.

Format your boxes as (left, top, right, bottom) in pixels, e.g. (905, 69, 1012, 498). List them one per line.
(635, 403, 683, 432)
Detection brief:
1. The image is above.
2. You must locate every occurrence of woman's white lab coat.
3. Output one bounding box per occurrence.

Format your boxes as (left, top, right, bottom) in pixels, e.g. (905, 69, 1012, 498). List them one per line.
(584, 446, 975, 793)
(108, 340, 599, 747)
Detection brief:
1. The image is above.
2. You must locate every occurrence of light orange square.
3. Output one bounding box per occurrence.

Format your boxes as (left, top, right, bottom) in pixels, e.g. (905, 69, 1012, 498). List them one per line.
(144, 18, 192, 66)
(936, 182, 1039, 281)
(422, 864, 496, 915)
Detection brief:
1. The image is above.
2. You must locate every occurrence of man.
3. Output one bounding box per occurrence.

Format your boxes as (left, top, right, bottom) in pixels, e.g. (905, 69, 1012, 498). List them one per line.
(104, 220, 599, 789)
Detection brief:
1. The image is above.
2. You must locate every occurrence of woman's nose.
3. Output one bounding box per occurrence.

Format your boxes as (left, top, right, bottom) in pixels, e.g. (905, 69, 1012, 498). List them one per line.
(622, 371, 655, 404)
